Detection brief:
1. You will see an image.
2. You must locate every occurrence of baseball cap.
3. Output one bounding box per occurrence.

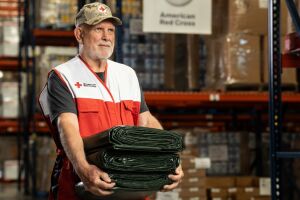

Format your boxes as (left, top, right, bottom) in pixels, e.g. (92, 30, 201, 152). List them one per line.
(75, 2, 122, 27)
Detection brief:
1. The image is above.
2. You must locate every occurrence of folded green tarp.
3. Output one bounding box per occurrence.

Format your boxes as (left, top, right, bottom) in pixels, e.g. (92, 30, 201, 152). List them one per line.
(86, 149, 180, 173)
(110, 172, 172, 190)
(83, 125, 184, 154)
(75, 182, 153, 200)
(76, 126, 183, 200)
(75, 173, 171, 199)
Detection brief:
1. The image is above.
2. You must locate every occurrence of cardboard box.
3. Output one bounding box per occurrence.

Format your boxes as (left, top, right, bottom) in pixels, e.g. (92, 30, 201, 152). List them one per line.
(222, 34, 261, 86)
(156, 191, 179, 200)
(176, 187, 207, 198)
(0, 137, 18, 162)
(181, 155, 211, 170)
(180, 177, 206, 188)
(205, 177, 236, 188)
(228, 0, 288, 35)
(209, 145, 228, 161)
(164, 34, 200, 90)
(201, 34, 261, 90)
(3, 160, 18, 181)
(0, 19, 19, 57)
(180, 148, 200, 157)
(234, 187, 261, 199)
(227, 187, 244, 197)
(184, 168, 206, 178)
(179, 197, 207, 200)
(259, 177, 271, 196)
(35, 136, 57, 192)
(209, 188, 228, 198)
(236, 176, 259, 187)
(0, 82, 19, 118)
(252, 197, 271, 200)
(211, 0, 228, 37)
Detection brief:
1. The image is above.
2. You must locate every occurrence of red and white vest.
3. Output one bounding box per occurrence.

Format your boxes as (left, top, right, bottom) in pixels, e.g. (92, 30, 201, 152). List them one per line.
(54, 56, 141, 137)
(39, 56, 142, 200)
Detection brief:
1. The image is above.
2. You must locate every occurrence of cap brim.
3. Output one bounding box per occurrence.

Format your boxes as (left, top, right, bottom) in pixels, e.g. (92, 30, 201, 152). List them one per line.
(87, 16, 122, 26)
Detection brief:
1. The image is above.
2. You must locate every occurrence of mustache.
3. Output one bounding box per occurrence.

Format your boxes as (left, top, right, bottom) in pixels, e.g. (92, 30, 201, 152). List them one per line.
(98, 42, 112, 47)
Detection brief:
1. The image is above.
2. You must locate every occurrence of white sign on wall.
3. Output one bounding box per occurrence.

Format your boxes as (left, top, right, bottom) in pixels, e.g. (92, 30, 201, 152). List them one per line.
(143, 0, 212, 34)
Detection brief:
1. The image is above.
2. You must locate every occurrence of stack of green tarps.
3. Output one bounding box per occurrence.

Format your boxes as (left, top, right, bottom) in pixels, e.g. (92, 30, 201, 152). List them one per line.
(75, 126, 184, 200)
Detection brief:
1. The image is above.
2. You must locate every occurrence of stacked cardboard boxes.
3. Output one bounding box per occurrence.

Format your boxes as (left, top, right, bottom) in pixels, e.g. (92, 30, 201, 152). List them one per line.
(0, 81, 19, 118)
(0, 137, 18, 181)
(35, 0, 77, 29)
(178, 129, 207, 200)
(198, 130, 250, 175)
(175, 128, 253, 176)
(206, 176, 271, 200)
(121, 0, 166, 91)
(0, 18, 19, 57)
(35, 136, 57, 193)
(205, 0, 296, 91)
(155, 129, 208, 200)
(178, 155, 207, 200)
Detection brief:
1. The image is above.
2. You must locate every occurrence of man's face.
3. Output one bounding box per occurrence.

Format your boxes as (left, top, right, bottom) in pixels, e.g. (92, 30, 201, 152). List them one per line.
(81, 20, 115, 60)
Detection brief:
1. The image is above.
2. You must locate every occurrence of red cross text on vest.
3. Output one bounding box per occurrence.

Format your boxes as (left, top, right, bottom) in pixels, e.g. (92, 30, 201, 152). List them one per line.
(75, 82, 82, 88)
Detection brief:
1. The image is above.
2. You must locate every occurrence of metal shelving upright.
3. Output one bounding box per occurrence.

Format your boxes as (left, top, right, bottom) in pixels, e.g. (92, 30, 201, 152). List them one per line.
(20, 0, 37, 195)
(269, 0, 300, 199)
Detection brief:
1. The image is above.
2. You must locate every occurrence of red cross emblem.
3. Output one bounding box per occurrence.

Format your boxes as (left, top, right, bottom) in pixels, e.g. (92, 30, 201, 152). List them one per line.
(75, 82, 82, 88)
(98, 6, 106, 13)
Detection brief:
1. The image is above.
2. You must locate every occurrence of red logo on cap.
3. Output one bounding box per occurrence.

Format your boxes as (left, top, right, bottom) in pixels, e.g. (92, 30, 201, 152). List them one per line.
(98, 5, 107, 13)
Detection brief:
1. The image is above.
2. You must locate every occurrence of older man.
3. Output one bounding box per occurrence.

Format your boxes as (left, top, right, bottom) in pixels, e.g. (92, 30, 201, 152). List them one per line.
(39, 2, 183, 200)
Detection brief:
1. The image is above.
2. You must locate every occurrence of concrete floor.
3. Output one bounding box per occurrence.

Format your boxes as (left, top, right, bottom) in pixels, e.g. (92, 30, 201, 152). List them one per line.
(0, 183, 48, 200)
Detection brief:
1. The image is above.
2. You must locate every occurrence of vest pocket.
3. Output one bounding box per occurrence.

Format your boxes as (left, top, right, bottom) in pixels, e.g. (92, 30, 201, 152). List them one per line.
(78, 109, 101, 137)
(121, 101, 138, 125)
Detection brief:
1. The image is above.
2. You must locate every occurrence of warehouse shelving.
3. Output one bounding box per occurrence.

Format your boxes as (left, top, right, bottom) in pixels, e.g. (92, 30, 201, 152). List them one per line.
(22, 91, 300, 135)
(30, 91, 300, 135)
(0, 56, 33, 72)
(0, 119, 19, 134)
(0, 2, 25, 199)
(15, 0, 300, 199)
(21, 90, 300, 137)
(0, 57, 20, 71)
(269, 0, 300, 199)
(0, 0, 23, 18)
(0, 55, 33, 144)
(145, 91, 300, 106)
(32, 29, 77, 46)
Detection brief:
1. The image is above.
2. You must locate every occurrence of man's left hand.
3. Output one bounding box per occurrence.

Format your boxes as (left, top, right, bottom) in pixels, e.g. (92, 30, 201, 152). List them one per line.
(161, 164, 184, 192)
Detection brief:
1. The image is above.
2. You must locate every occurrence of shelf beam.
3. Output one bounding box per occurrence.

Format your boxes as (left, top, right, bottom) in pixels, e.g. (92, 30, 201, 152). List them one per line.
(144, 92, 300, 107)
(277, 152, 300, 158)
(32, 29, 77, 46)
(0, 57, 19, 71)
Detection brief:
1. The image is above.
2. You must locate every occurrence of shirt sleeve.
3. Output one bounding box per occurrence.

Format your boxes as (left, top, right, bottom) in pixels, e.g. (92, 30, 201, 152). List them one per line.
(140, 89, 149, 113)
(47, 71, 77, 124)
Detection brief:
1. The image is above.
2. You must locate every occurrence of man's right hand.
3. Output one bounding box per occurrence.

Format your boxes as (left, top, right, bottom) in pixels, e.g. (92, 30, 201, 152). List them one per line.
(77, 164, 116, 196)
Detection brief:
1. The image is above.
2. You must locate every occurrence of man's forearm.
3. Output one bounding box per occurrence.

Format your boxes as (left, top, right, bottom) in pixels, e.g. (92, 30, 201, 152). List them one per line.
(146, 114, 163, 129)
(57, 113, 116, 195)
(57, 113, 89, 172)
